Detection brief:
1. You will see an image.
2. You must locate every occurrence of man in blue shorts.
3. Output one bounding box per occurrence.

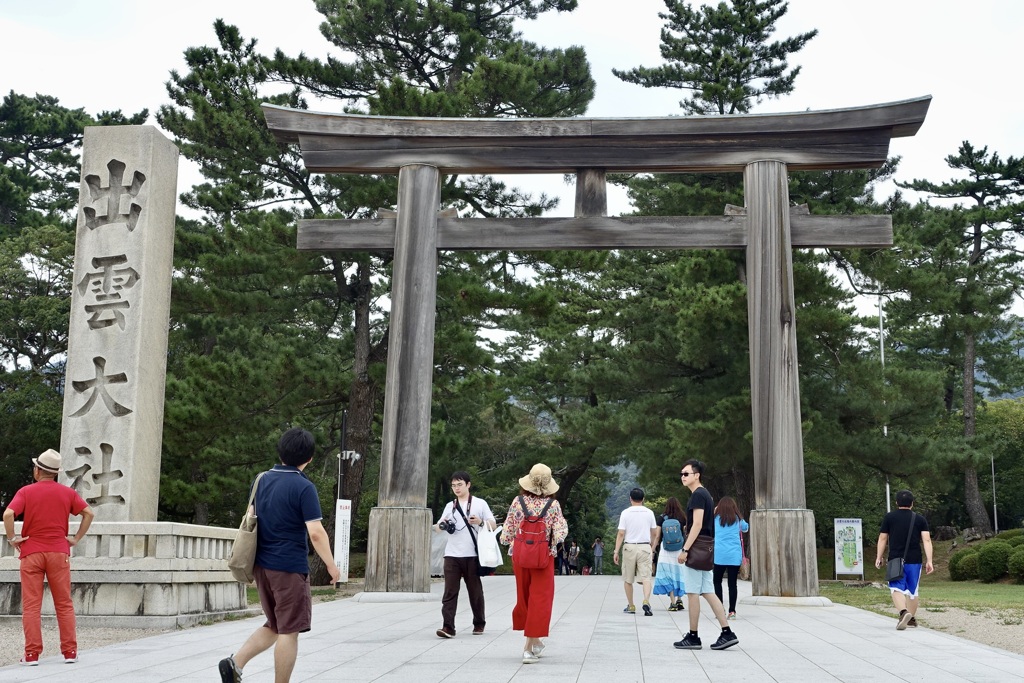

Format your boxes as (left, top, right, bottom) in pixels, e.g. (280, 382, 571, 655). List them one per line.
(875, 489, 933, 630)
(219, 428, 340, 682)
(673, 459, 738, 651)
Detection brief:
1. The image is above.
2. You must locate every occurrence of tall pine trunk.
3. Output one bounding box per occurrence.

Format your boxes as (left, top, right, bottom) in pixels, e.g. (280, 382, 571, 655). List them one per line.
(311, 259, 383, 585)
(961, 332, 992, 533)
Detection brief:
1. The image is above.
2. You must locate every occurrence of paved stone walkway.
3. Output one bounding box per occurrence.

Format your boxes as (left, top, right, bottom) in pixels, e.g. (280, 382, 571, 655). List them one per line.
(0, 575, 1021, 682)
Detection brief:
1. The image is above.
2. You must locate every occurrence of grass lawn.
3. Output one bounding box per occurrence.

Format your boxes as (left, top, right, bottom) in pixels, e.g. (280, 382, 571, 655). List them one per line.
(818, 539, 1024, 618)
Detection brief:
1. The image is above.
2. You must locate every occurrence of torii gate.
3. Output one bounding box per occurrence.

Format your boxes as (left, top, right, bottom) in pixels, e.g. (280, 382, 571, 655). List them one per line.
(263, 97, 930, 596)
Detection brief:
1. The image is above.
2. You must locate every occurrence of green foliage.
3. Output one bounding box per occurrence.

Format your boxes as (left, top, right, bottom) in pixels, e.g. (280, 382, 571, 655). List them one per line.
(978, 401, 1024, 531)
(1008, 536, 1024, 548)
(0, 91, 146, 238)
(976, 541, 1013, 583)
(848, 142, 1024, 533)
(948, 548, 978, 581)
(956, 552, 980, 581)
(1007, 546, 1024, 583)
(996, 528, 1024, 540)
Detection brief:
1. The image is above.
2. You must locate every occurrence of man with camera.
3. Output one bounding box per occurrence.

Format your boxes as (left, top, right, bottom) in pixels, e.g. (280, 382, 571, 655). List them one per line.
(435, 471, 496, 638)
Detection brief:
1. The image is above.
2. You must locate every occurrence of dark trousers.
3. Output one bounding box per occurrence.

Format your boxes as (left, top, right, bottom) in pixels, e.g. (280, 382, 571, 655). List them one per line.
(441, 556, 485, 631)
(713, 563, 740, 612)
(594, 556, 603, 574)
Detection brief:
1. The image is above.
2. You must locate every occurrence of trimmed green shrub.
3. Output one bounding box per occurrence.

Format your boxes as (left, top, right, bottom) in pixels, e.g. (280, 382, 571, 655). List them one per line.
(1009, 547, 1024, 584)
(949, 548, 979, 581)
(977, 541, 1013, 583)
(995, 528, 1023, 541)
(1007, 536, 1024, 548)
(956, 552, 980, 581)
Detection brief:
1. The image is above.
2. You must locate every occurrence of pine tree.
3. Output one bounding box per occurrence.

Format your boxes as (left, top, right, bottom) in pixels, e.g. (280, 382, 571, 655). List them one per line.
(612, 0, 816, 115)
(856, 144, 1024, 533)
(155, 3, 595, 551)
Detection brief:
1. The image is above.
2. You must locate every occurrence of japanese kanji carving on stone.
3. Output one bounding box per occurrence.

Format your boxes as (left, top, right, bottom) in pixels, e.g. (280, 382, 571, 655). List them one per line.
(69, 356, 133, 417)
(77, 254, 140, 330)
(82, 159, 146, 232)
(71, 442, 126, 507)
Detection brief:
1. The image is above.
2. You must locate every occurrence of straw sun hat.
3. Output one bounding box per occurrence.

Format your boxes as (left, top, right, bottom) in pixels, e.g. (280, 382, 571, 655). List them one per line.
(518, 463, 559, 496)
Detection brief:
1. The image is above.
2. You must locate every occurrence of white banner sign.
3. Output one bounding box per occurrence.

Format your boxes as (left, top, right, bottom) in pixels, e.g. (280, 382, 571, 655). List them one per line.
(833, 518, 863, 578)
(334, 499, 351, 583)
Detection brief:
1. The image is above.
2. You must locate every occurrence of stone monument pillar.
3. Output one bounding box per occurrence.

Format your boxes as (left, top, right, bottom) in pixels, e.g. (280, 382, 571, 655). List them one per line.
(744, 160, 820, 598)
(2, 126, 255, 626)
(59, 125, 178, 522)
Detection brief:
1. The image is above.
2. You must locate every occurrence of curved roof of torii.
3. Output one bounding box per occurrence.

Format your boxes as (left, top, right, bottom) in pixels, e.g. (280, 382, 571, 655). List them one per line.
(262, 96, 931, 175)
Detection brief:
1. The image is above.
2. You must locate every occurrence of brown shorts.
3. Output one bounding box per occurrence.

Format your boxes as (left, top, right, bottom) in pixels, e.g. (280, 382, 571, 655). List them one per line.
(254, 565, 312, 634)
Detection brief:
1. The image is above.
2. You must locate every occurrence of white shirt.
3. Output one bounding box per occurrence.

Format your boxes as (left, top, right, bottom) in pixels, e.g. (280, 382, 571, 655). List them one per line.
(437, 496, 495, 558)
(617, 505, 657, 543)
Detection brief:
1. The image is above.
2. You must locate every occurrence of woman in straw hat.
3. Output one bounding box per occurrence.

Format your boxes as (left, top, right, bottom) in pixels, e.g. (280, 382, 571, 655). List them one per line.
(499, 463, 568, 664)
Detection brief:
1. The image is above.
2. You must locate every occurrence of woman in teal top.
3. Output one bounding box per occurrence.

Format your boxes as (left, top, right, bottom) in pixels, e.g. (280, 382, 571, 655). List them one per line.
(713, 496, 749, 619)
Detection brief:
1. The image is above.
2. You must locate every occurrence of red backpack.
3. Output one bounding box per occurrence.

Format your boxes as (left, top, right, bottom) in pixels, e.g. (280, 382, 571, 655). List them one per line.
(512, 495, 555, 569)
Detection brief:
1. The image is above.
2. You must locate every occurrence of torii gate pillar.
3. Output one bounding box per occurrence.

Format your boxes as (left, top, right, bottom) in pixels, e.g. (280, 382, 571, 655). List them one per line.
(364, 165, 439, 593)
(744, 161, 818, 597)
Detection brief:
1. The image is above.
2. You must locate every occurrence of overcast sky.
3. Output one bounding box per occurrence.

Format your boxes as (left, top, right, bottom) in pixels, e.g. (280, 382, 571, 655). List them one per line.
(3, 0, 1022, 214)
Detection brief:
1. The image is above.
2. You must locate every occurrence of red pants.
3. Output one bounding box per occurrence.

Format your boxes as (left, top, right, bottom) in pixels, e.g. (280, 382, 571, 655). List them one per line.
(20, 552, 77, 657)
(512, 560, 555, 638)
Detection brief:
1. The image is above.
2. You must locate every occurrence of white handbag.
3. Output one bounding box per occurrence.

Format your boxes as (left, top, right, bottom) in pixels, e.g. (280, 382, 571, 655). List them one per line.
(477, 524, 504, 570)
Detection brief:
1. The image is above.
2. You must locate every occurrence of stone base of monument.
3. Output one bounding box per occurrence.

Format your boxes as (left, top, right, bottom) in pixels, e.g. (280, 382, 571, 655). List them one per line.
(364, 507, 432, 593)
(748, 508, 820, 598)
(0, 522, 259, 629)
(739, 595, 833, 606)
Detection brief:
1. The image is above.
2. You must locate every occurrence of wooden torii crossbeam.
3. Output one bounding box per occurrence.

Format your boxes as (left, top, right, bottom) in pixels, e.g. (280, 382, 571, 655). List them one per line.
(263, 97, 930, 596)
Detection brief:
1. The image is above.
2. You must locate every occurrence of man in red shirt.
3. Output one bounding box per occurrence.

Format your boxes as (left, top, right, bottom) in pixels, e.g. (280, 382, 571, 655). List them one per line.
(3, 449, 95, 666)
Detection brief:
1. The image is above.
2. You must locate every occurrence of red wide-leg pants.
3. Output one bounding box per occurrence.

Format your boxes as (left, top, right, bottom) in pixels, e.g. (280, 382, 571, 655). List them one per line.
(512, 559, 555, 638)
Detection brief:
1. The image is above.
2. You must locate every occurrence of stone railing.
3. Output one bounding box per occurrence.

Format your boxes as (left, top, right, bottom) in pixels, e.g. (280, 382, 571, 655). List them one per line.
(0, 521, 256, 628)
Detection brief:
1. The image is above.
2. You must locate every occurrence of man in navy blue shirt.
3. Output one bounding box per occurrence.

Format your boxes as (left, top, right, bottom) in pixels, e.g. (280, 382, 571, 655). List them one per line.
(220, 428, 339, 683)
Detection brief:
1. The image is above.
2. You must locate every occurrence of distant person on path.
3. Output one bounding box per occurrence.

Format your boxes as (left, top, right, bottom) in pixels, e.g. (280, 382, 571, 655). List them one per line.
(674, 459, 738, 651)
(568, 540, 580, 574)
(713, 496, 749, 619)
(3, 449, 94, 666)
(653, 497, 687, 611)
(218, 428, 340, 683)
(592, 537, 605, 575)
(875, 489, 934, 630)
(500, 464, 568, 664)
(434, 470, 496, 638)
(613, 487, 658, 616)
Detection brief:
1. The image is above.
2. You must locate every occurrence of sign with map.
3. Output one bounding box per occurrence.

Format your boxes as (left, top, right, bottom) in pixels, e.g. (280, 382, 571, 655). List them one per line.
(834, 518, 864, 578)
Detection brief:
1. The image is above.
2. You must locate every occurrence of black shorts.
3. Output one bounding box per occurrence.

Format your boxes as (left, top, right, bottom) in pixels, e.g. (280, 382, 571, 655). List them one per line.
(254, 565, 312, 634)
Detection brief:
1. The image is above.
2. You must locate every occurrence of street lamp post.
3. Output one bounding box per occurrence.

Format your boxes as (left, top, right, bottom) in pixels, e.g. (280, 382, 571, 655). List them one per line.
(879, 296, 891, 512)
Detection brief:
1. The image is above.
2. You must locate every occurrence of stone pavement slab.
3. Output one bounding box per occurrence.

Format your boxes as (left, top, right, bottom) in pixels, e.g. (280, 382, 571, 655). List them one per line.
(1, 575, 1021, 682)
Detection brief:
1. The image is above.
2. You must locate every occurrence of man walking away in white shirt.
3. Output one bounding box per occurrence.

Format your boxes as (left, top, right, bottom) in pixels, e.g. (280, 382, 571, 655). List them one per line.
(613, 488, 659, 616)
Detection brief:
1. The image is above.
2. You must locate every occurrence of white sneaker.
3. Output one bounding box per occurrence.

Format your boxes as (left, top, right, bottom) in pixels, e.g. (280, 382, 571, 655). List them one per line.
(532, 642, 546, 657)
(522, 650, 540, 664)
